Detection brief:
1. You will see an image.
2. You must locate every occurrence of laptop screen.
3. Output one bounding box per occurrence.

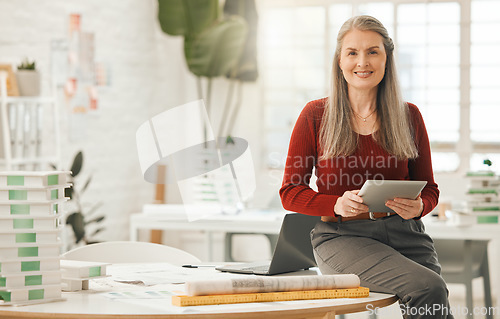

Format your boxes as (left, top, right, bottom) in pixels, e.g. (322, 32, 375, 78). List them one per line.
(267, 213, 320, 274)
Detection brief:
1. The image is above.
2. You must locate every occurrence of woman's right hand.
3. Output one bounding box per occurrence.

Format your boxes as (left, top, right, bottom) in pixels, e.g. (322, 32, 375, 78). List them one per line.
(333, 190, 369, 217)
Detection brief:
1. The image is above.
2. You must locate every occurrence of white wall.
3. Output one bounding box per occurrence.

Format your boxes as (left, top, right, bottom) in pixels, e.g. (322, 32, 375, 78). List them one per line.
(0, 0, 266, 253)
(0, 0, 469, 259)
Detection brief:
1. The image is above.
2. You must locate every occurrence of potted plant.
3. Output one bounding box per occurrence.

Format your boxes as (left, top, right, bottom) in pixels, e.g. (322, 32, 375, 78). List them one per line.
(157, 1, 259, 212)
(63, 151, 105, 250)
(16, 58, 41, 96)
(157, 0, 258, 139)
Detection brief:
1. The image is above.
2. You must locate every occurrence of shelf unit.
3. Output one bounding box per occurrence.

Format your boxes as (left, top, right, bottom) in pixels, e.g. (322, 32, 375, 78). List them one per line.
(0, 71, 61, 171)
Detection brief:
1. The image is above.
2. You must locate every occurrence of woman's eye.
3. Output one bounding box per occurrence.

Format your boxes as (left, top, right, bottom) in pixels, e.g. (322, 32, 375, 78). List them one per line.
(369, 51, 378, 55)
(348, 51, 356, 56)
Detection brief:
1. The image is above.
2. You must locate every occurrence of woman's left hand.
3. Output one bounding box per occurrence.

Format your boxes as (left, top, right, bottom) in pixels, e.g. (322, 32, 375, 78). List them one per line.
(385, 195, 423, 219)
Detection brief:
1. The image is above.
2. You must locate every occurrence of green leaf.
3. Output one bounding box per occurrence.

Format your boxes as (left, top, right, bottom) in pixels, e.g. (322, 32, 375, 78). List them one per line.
(85, 202, 104, 218)
(70, 151, 83, 177)
(184, 16, 247, 77)
(90, 228, 105, 237)
(85, 215, 105, 225)
(223, 0, 259, 81)
(66, 212, 85, 243)
(81, 176, 92, 194)
(157, 0, 218, 36)
(226, 135, 235, 144)
(17, 58, 36, 70)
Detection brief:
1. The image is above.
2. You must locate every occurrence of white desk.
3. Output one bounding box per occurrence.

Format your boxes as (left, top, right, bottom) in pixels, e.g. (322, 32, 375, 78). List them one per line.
(0, 264, 398, 318)
(130, 209, 500, 307)
(130, 209, 285, 261)
(423, 217, 500, 240)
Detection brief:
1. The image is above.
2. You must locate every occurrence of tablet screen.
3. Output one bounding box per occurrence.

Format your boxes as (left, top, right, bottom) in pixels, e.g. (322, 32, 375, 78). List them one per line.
(358, 180, 427, 213)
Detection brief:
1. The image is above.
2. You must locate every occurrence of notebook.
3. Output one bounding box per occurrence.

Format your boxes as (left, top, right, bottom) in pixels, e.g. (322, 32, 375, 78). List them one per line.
(215, 213, 321, 275)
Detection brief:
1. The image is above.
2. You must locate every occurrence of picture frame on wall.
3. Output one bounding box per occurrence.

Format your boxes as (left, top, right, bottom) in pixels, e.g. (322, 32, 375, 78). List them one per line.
(0, 64, 20, 96)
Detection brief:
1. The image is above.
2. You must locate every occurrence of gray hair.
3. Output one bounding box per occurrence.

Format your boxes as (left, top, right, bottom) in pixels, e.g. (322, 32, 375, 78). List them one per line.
(319, 15, 418, 160)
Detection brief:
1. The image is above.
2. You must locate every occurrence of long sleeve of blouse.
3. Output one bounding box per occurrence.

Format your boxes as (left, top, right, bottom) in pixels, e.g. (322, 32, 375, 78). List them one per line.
(279, 98, 439, 218)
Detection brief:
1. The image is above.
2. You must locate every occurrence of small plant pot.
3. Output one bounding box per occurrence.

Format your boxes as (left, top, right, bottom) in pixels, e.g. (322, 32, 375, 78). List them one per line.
(16, 70, 41, 96)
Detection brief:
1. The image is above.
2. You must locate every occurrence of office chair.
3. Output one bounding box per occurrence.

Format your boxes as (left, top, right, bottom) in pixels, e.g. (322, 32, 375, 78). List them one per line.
(434, 239, 492, 319)
(62, 241, 201, 266)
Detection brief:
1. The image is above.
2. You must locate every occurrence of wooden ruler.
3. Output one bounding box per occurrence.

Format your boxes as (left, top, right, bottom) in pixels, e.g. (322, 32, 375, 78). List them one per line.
(172, 287, 369, 307)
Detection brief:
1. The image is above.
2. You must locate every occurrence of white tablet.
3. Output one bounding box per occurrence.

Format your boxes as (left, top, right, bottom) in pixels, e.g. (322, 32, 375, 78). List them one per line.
(358, 180, 427, 213)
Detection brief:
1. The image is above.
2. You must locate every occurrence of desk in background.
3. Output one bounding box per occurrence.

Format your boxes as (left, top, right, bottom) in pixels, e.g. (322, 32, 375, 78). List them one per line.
(130, 208, 285, 261)
(130, 207, 500, 308)
(0, 263, 398, 319)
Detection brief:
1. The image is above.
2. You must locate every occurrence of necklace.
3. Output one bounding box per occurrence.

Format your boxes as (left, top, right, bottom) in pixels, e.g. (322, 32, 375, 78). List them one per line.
(356, 113, 378, 135)
(352, 108, 377, 122)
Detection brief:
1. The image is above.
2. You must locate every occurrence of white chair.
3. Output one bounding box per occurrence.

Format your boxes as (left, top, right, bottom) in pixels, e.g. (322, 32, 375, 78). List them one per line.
(225, 233, 278, 261)
(62, 241, 201, 266)
(434, 239, 492, 319)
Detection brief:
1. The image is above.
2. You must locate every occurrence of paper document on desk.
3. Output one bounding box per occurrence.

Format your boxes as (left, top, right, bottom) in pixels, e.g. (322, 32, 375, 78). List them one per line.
(109, 263, 237, 286)
(186, 274, 360, 296)
(103, 290, 175, 299)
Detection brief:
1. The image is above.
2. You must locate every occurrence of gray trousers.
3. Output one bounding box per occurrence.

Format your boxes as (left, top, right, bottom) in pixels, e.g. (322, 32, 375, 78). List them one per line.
(311, 215, 454, 319)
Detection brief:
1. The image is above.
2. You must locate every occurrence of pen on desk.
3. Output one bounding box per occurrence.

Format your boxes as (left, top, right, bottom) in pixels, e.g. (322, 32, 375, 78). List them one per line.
(182, 264, 217, 268)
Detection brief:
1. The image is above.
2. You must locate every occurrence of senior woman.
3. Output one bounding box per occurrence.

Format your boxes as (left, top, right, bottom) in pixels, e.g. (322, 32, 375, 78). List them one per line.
(280, 15, 454, 319)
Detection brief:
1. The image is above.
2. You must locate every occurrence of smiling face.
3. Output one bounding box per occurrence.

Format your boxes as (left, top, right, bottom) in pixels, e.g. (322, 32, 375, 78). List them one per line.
(338, 29, 387, 94)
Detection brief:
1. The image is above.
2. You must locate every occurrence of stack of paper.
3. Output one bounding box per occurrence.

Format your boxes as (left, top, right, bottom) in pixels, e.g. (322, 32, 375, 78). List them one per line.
(458, 171, 500, 224)
(0, 171, 70, 305)
(60, 260, 110, 291)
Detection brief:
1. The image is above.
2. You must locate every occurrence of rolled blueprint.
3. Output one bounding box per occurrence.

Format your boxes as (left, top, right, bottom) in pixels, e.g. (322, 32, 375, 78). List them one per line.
(186, 274, 360, 296)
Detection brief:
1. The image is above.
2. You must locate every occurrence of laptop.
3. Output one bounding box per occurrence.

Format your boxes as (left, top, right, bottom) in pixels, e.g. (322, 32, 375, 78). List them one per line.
(215, 213, 321, 275)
